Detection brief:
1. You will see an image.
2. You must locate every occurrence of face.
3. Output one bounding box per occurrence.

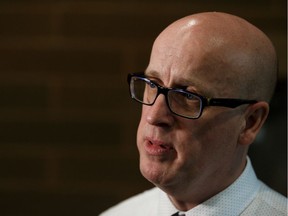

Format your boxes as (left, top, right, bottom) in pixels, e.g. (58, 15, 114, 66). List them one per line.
(136, 21, 248, 193)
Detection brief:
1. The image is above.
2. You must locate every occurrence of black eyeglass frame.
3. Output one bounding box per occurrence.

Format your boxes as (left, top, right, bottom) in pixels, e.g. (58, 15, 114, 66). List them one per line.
(127, 72, 258, 119)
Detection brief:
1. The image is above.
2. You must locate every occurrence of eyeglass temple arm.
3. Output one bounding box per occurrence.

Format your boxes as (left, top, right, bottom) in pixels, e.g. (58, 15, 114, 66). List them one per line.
(207, 98, 258, 108)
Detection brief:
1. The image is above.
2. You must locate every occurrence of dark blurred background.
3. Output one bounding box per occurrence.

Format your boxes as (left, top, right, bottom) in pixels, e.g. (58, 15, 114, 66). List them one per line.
(0, 1, 286, 215)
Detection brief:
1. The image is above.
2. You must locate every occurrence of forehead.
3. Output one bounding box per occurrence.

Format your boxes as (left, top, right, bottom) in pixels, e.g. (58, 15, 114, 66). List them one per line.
(146, 26, 242, 97)
(146, 45, 228, 97)
(145, 68, 216, 98)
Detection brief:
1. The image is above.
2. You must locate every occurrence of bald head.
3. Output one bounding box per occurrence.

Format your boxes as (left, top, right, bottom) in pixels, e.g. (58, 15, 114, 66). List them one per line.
(149, 12, 277, 102)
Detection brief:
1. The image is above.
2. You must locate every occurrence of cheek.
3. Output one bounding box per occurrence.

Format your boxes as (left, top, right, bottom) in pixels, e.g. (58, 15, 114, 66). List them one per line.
(192, 117, 242, 161)
(136, 111, 147, 149)
(180, 112, 242, 157)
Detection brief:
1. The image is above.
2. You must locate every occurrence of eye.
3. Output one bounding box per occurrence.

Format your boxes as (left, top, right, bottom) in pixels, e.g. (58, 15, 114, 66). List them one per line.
(150, 83, 156, 88)
(186, 93, 195, 100)
(147, 80, 157, 88)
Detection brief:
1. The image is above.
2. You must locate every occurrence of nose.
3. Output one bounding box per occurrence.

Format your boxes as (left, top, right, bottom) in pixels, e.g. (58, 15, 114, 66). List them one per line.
(145, 94, 175, 127)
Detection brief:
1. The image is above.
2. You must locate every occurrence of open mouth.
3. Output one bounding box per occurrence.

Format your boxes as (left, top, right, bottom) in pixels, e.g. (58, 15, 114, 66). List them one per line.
(145, 139, 175, 156)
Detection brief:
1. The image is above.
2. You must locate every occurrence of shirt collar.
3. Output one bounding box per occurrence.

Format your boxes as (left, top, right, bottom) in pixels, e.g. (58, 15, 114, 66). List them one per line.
(158, 157, 260, 216)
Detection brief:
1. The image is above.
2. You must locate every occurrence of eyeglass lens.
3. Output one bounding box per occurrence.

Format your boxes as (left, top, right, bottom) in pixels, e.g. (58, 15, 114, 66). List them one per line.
(131, 77, 157, 104)
(130, 76, 202, 118)
(168, 90, 202, 118)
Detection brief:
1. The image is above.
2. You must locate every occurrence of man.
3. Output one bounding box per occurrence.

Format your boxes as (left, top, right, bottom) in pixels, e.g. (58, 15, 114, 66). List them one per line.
(100, 12, 287, 215)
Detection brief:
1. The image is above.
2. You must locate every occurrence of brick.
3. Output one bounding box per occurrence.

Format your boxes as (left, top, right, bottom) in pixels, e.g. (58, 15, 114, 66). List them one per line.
(0, 1, 285, 215)
(0, 121, 121, 145)
(0, 84, 48, 108)
(61, 86, 127, 109)
(0, 191, 116, 216)
(0, 13, 51, 36)
(0, 156, 45, 180)
(0, 49, 121, 74)
(249, 17, 286, 33)
(59, 156, 141, 182)
(61, 13, 178, 39)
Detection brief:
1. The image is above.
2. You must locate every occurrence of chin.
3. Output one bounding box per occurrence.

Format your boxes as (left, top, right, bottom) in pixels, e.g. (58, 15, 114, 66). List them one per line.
(139, 155, 173, 186)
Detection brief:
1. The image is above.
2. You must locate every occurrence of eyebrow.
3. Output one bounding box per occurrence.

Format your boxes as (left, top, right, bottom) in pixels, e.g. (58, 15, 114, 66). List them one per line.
(144, 69, 213, 97)
(144, 70, 159, 78)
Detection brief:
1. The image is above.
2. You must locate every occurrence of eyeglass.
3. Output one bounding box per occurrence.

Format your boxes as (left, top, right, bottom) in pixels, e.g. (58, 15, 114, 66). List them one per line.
(127, 73, 258, 119)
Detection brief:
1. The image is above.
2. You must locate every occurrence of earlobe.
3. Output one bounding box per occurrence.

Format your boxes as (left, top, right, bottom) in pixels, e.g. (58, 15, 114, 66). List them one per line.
(238, 102, 269, 146)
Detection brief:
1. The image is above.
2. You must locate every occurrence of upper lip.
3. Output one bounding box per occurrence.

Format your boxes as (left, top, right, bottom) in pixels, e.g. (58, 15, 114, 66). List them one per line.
(146, 137, 174, 150)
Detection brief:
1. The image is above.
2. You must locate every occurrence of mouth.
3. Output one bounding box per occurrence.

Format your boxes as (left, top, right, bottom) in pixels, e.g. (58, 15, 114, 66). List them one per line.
(144, 138, 175, 156)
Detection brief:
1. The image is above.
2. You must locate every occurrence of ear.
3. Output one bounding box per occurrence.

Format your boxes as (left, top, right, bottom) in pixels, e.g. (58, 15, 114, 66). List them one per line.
(238, 102, 269, 146)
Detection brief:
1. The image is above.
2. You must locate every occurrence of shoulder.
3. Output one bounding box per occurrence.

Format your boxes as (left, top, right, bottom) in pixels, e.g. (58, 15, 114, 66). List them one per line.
(241, 182, 287, 216)
(99, 187, 159, 216)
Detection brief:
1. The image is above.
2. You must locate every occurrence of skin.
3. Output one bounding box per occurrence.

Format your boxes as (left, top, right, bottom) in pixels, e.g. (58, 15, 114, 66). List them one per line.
(136, 12, 277, 211)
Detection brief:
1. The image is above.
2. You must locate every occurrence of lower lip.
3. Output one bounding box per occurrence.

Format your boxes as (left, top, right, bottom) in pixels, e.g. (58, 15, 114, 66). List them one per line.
(144, 140, 175, 156)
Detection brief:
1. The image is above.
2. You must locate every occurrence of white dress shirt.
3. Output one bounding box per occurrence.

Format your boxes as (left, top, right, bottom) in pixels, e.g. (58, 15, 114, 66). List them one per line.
(100, 157, 287, 216)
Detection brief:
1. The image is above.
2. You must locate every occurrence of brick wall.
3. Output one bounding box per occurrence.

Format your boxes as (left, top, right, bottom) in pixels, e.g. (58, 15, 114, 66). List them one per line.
(0, 1, 286, 215)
